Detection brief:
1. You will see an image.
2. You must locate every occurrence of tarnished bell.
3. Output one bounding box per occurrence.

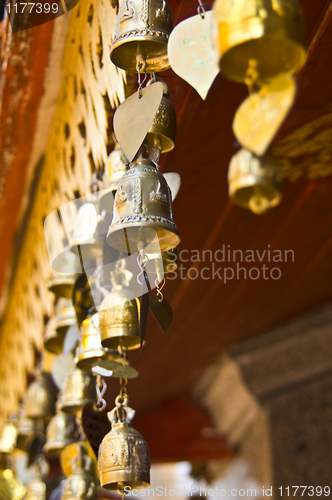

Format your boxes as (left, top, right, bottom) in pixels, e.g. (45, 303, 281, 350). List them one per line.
(107, 158, 180, 253)
(98, 399, 150, 490)
(100, 147, 129, 213)
(0, 423, 17, 454)
(16, 408, 39, 451)
(74, 314, 115, 370)
(25, 373, 57, 420)
(228, 149, 282, 215)
(55, 298, 76, 336)
(62, 455, 97, 500)
(110, 0, 173, 73)
(214, 0, 306, 84)
(70, 197, 103, 260)
(146, 93, 177, 153)
(99, 284, 140, 350)
(24, 478, 46, 500)
(44, 317, 64, 355)
(44, 412, 77, 456)
(0, 469, 26, 500)
(57, 369, 96, 415)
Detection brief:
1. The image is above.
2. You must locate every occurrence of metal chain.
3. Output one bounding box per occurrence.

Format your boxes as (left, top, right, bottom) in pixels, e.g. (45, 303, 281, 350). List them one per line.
(94, 375, 107, 412)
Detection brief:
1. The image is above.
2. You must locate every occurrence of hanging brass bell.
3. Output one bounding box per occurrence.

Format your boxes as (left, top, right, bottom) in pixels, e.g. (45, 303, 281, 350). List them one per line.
(48, 272, 77, 300)
(16, 407, 39, 451)
(146, 79, 177, 154)
(214, 0, 306, 84)
(0, 469, 26, 500)
(107, 158, 180, 254)
(55, 298, 77, 337)
(70, 195, 103, 261)
(99, 282, 140, 351)
(25, 372, 57, 420)
(0, 423, 17, 454)
(24, 478, 46, 500)
(62, 455, 97, 500)
(228, 148, 282, 215)
(43, 411, 77, 456)
(98, 396, 150, 490)
(110, 0, 173, 73)
(44, 318, 65, 355)
(57, 369, 96, 415)
(100, 147, 129, 213)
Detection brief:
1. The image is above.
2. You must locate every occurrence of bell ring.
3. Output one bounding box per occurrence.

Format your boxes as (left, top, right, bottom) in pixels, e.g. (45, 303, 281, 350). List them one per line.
(43, 411, 77, 456)
(228, 148, 282, 215)
(60, 442, 97, 479)
(98, 397, 150, 490)
(48, 272, 77, 299)
(16, 407, 39, 451)
(214, 0, 306, 84)
(24, 478, 46, 500)
(107, 158, 180, 254)
(44, 317, 65, 355)
(57, 369, 96, 415)
(110, 0, 173, 73)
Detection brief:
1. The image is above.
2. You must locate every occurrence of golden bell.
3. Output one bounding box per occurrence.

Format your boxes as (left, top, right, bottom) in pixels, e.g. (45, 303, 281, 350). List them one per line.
(60, 442, 98, 479)
(228, 148, 282, 215)
(43, 411, 77, 456)
(57, 369, 96, 415)
(0, 424, 17, 454)
(99, 282, 140, 350)
(98, 397, 150, 490)
(62, 455, 97, 500)
(0, 469, 26, 500)
(44, 318, 65, 355)
(110, 0, 173, 73)
(25, 373, 57, 420)
(55, 298, 77, 337)
(214, 0, 306, 84)
(24, 478, 46, 500)
(146, 80, 176, 154)
(100, 147, 129, 213)
(70, 196, 103, 261)
(48, 272, 77, 299)
(107, 158, 180, 254)
(16, 407, 39, 451)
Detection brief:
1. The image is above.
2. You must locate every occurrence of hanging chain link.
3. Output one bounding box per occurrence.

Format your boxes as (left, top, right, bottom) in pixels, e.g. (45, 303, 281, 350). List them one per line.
(94, 375, 107, 412)
(197, 0, 207, 18)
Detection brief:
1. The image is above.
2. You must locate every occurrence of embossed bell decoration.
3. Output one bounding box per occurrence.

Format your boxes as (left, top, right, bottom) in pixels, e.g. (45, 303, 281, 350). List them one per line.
(100, 146, 129, 213)
(214, 0, 306, 84)
(99, 276, 140, 350)
(24, 478, 46, 500)
(70, 195, 103, 261)
(44, 317, 65, 355)
(43, 411, 77, 456)
(228, 149, 282, 215)
(98, 396, 150, 490)
(0, 423, 17, 454)
(107, 158, 180, 253)
(25, 372, 57, 420)
(57, 369, 96, 415)
(110, 0, 173, 73)
(62, 455, 97, 500)
(146, 79, 177, 156)
(55, 298, 77, 336)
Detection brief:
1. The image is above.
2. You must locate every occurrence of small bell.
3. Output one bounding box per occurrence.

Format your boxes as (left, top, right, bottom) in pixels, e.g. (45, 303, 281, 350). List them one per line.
(57, 369, 96, 415)
(75, 313, 121, 370)
(25, 372, 57, 420)
(44, 318, 65, 355)
(48, 273, 77, 300)
(16, 407, 39, 451)
(43, 411, 77, 456)
(0, 423, 17, 454)
(55, 298, 77, 337)
(107, 158, 180, 254)
(146, 79, 177, 155)
(214, 0, 306, 84)
(110, 0, 173, 73)
(62, 455, 97, 500)
(99, 279, 140, 351)
(98, 396, 150, 490)
(99, 147, 129, 213)
(228, 149, 282, 215)
(0, 469, 26, 500)
(24, 478, 46, 500)
(60, 442, 97, 479)
(70, 195, 103, 261)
